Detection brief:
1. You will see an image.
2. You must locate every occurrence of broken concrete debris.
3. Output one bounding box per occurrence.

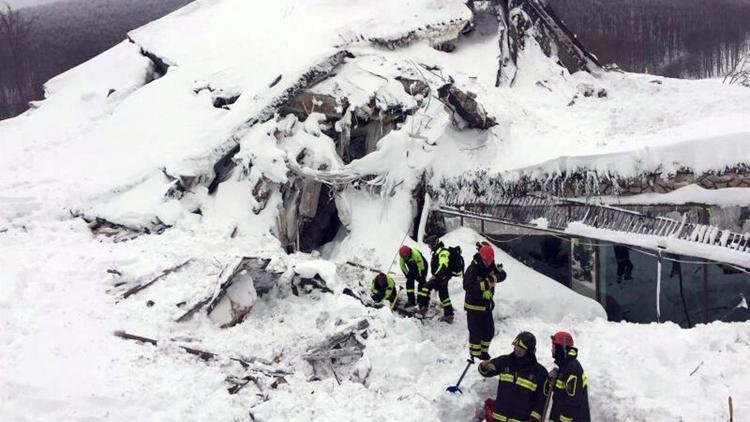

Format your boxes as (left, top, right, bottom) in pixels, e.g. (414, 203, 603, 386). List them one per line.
(206, 257, 281, 328)
(118, 259, 192, 301)
(437, 83, 497, 130)
(303, 319, 369, 383)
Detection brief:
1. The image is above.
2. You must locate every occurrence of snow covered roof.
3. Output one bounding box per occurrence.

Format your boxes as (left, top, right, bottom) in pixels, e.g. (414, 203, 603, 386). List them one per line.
(2, 0, 749, 221)
(2, 2, 750, 421)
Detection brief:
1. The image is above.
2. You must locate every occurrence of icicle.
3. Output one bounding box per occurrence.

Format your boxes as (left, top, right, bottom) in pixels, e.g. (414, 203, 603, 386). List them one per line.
(656, 250, 663, 323)
(417, 193, 431, 243)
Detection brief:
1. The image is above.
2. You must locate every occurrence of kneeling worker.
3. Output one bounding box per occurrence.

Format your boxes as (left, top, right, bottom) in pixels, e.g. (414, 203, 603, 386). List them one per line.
(370, 272, 397, 304)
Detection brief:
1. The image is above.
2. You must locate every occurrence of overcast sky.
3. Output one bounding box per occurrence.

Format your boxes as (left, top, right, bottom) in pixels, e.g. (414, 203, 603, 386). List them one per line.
(2, 0, 68, 9)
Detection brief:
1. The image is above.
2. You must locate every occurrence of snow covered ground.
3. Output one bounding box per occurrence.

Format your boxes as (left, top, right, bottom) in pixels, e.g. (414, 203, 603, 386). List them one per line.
(2, 0, 750, 421)
(1, 222, 747, 421)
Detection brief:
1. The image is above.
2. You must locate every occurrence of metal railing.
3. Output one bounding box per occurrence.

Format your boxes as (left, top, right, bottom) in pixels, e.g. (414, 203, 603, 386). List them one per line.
(439, 192, 750, 256)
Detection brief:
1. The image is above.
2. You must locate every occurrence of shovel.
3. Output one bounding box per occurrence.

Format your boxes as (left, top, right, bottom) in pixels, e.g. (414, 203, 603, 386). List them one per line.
(446, 359, 474, 394)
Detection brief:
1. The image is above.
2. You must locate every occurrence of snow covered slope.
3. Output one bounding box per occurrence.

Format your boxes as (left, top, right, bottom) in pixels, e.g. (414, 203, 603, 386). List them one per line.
(1, 0, 749, 421)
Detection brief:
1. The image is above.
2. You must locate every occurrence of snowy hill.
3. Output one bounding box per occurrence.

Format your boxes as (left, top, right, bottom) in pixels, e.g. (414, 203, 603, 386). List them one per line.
(1, 1, 749, 421)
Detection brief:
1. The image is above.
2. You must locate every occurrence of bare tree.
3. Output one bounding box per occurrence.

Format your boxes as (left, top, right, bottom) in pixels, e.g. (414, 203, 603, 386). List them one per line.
(724, 54, 750, 88)
(0, 3, 36, 119)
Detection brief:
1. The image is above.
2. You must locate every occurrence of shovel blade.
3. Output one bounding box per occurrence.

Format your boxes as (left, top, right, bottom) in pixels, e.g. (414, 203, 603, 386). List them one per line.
(446, 385, 463, 394)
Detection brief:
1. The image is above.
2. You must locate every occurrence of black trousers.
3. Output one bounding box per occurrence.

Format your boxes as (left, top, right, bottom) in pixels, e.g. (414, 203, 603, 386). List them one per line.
(418, 276, 454, 316)
(405, 276, 426, 305)
(467, 310, 494, 358)
(616, 259, 634, 280)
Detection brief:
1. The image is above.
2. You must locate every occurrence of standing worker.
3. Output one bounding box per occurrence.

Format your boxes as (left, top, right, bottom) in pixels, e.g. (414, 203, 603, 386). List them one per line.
(478, 331, 549, 422)
(398, 245, 428, 310)
(419, 236, 464, 323)
(548, 331, 590, 422)
(464, 242, 506, 360)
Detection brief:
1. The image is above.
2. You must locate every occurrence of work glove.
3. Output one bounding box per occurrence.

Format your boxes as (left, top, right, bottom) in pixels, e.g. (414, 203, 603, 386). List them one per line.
(482, 290, 493, 300)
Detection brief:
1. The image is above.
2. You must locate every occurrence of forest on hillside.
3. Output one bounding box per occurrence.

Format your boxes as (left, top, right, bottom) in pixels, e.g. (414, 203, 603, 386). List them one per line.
(1, 0, 750, 120)
(0, 0, 193, 119)
(552, 0, 750, 77)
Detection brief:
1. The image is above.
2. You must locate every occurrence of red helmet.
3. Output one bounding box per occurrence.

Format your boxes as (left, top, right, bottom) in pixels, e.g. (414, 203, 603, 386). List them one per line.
(399, 245, 411, 258)
(551, 331, 574, 347)
(376, 272, 388, 285)
(479, 244, 494, 263)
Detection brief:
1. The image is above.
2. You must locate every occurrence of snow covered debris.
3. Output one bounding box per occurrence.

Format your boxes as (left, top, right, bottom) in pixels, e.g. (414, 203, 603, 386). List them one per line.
(1, 0, 750, 421)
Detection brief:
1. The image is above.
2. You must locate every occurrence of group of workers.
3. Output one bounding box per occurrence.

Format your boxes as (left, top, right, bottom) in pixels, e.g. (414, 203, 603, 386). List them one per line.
(369, 236, 590, 422)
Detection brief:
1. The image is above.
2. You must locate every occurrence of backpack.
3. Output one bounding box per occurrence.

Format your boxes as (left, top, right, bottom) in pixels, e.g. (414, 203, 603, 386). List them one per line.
(448, 246, 464, 276)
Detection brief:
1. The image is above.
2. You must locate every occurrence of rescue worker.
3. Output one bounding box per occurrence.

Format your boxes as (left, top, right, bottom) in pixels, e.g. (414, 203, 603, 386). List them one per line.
(478, 331, 549, 422)
(370, 272, 397, 305)
(613, 245, 634, 283)
(398, 245, 428, 309)
(419, 235, 462, 323)
(464, 242, 506, 360)
(548, 332, 590, 422)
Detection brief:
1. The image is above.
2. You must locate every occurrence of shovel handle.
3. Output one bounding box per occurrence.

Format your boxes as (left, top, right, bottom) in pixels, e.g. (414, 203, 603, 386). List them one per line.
(446, 359, 475, 393)
(390, 287, 403, 310)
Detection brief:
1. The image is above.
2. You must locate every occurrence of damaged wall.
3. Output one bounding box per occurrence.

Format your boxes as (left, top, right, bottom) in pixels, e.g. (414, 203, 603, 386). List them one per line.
(490, 0, 602, 86)
(440, 166, 750, 199)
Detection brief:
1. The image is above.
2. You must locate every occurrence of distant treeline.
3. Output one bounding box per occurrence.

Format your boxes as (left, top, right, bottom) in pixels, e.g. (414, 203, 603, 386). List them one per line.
(3, 0, 750, 120)
(552, 0, 750, 77)
(0, 0, 192, 120)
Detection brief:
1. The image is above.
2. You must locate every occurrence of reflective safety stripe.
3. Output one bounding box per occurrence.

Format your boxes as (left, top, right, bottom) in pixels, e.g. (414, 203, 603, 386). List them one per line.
(582, 372, 588, 388)
(566, 375, 577, 396)
(417, 290, 429, 297)
(464, 302, 487, 312)
(515, 377, 538, 391)
(481, 340, 492, 345)
(492, 412, 522, 422)
(480, 281, 486, 291)
(469, 343, 482, 349)
(559, 415, 573, 422)
(470, 350, 483, 356)
(441, 299, 452, 307)
(530, 411, 542, 421)
(499, 373, 514, 383)
(405, 289, 415, 293)
(512, 337, 528, 350)
(555, 379, 566, 389)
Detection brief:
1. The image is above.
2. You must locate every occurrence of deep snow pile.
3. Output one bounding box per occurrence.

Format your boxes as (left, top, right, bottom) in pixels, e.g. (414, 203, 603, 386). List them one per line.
(1, 223, 748, 422)
(2, 0, 750, 421)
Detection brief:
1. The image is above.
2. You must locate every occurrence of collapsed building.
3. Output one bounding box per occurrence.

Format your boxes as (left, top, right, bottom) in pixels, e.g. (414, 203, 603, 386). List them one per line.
(69, 0, 750, 326)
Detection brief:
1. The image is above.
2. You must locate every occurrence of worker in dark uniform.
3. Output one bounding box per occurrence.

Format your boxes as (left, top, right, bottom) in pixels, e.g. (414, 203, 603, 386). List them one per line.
(464, 242, 506, 360)
(548, 331, 590, 422)
(398, 245, 428, 309)
(479, 331, 549, 422)
(370, 272, 397, 304)
(419, 235, 463, 323)
(613, 245, 633, 283)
